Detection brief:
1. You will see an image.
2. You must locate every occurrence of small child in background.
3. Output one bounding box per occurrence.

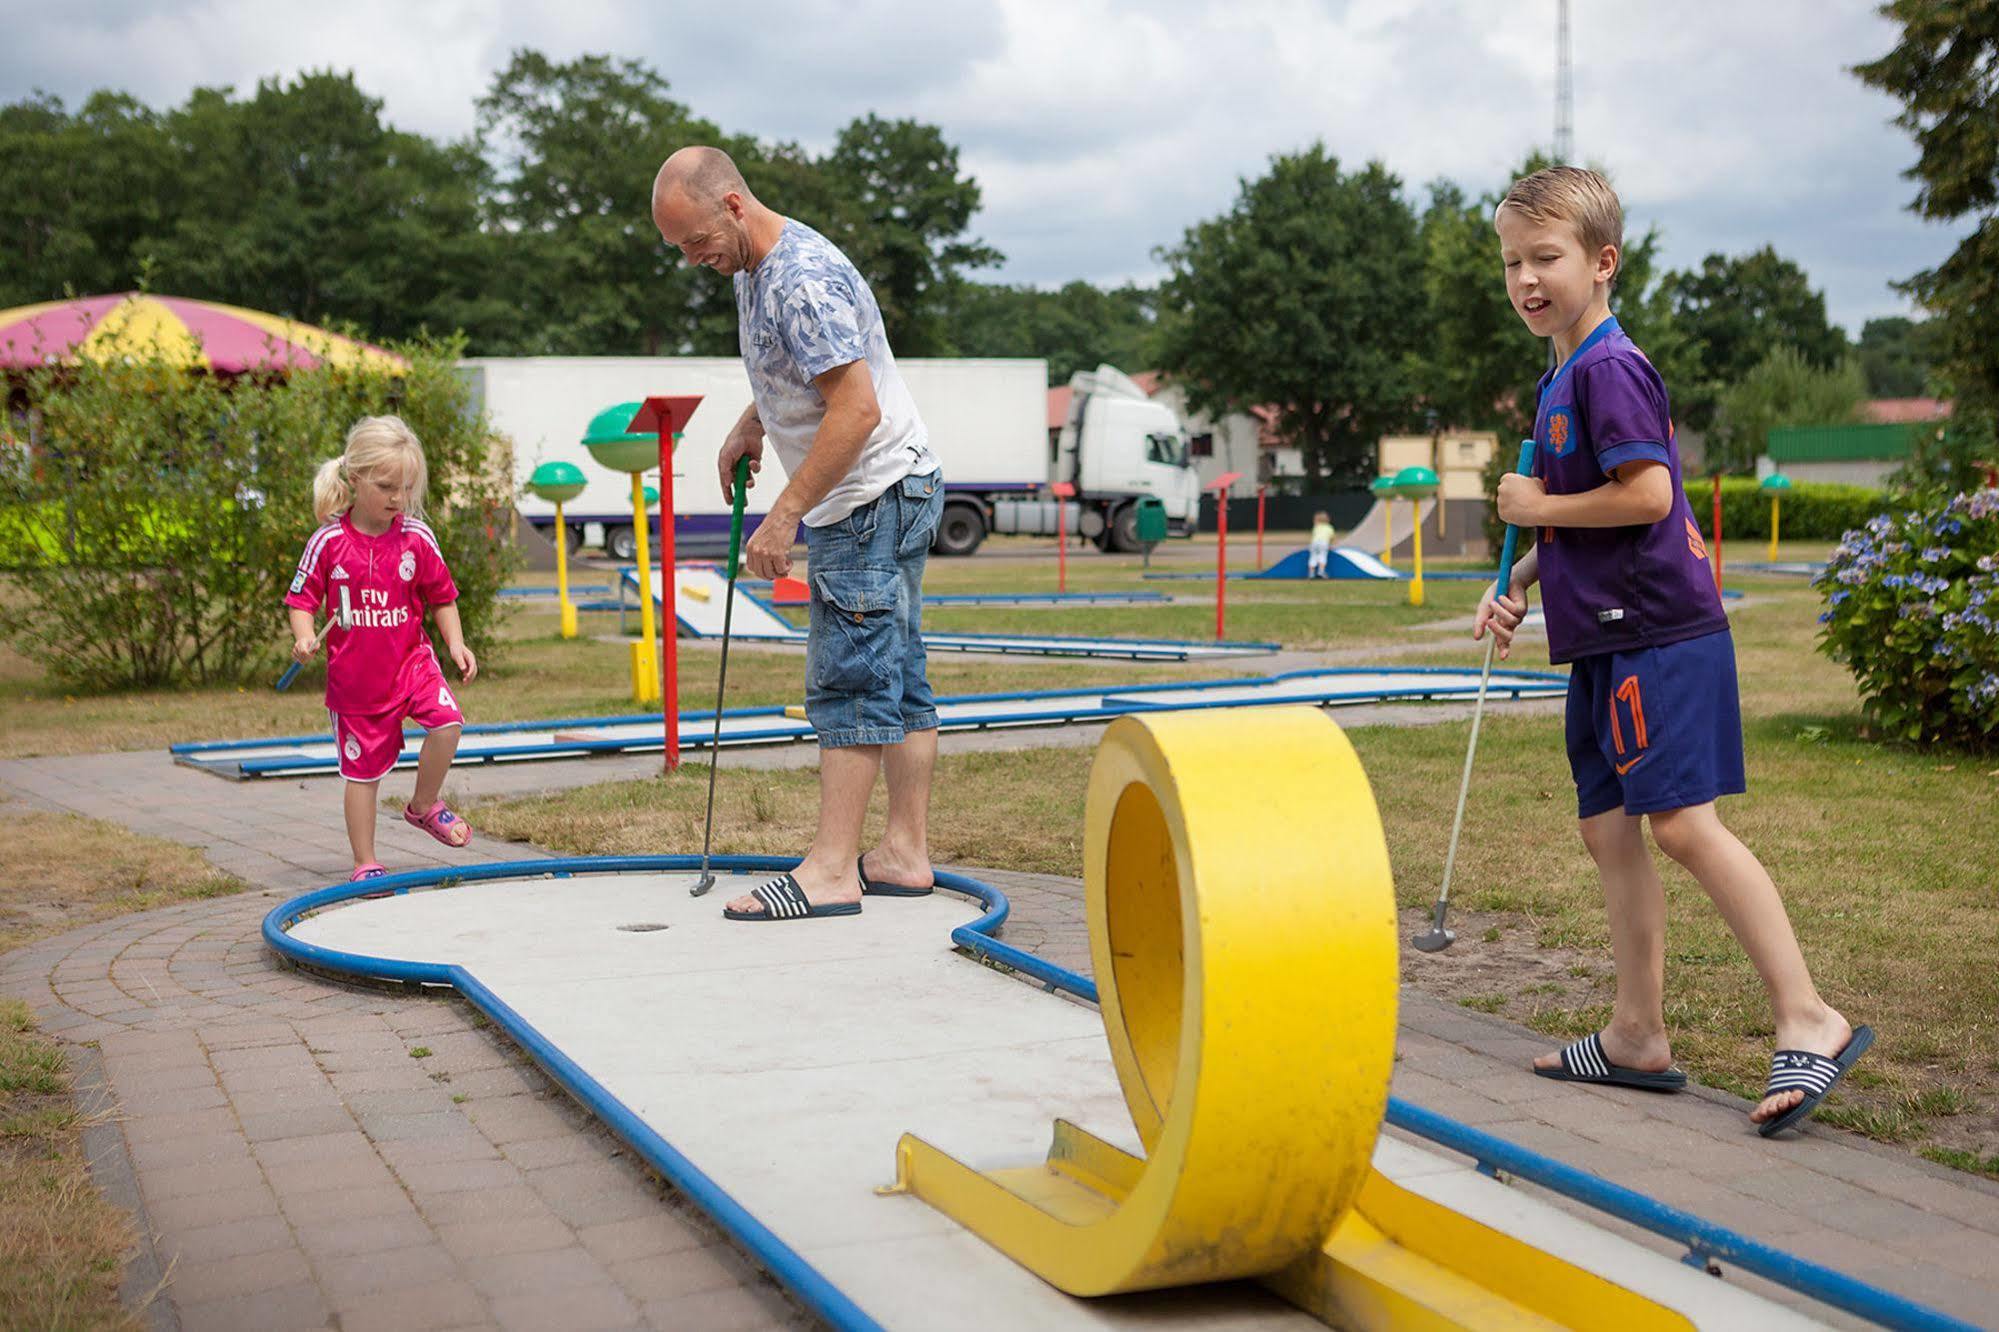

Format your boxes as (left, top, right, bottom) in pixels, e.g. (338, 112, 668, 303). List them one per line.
(1306, 510, 1336, 578)
(285, 416, 477, 882)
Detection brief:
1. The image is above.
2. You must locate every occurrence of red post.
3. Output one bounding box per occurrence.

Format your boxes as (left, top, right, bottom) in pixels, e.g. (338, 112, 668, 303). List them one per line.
(1256, 485, 1266, 568)
(1210, 472, 1243, 641)
(1711, 473, 1724, 594)
(1052, 482, 1075, 594)
(629, 396, 704, 773)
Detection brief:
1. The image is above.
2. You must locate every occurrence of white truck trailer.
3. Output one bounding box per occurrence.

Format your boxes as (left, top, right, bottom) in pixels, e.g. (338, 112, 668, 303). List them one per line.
(465, 357, 1198, 558)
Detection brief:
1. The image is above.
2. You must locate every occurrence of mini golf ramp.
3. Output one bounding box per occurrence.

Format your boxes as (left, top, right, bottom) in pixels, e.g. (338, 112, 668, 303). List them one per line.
(1256, 546, 1401, 579)
(172, 666, 1570, 779)
(636, 566, 1274, 661)
(1340, 495, 1435, 557)
(261, 711, 1952, 1330)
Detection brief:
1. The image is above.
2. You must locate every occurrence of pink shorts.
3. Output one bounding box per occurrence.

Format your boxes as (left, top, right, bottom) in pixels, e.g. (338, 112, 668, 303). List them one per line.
(330, 664, 464, 782)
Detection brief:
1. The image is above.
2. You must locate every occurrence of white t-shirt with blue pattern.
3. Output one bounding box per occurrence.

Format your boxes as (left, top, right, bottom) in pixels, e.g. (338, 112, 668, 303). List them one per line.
(735, 220, 936, 527)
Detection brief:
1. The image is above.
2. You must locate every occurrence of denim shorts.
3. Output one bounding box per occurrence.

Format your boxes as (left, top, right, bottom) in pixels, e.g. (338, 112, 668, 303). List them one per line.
(802, 469, 943, 748)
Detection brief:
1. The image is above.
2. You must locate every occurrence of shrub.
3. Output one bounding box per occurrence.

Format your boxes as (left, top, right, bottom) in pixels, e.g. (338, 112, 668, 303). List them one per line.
(1682, 477, 1889, 543)
(0, 336, 518, 690)
(1816, 488, 1999, 747)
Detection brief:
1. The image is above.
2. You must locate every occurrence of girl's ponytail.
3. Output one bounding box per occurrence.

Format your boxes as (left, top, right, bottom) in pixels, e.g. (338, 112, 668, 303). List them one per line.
(312, 456, 352, 525)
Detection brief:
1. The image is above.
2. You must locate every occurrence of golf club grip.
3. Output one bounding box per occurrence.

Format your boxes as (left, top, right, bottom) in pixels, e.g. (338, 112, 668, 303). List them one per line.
(726, 458, 750, 580)
(1495, 437, 1536, 592)
(275, 661, 302, 691)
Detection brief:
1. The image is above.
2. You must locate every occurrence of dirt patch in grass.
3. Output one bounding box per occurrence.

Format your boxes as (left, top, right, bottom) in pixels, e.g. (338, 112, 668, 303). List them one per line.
(0, 809, 247, 956)
(0, 999, 143, 1332)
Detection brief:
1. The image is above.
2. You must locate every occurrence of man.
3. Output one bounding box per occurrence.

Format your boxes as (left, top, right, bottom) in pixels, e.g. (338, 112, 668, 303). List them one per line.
(652, 146, 945, 923)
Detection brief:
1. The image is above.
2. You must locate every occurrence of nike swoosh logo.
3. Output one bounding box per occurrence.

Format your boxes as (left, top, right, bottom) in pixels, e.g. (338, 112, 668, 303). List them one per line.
(1615, 755, 1645, 775)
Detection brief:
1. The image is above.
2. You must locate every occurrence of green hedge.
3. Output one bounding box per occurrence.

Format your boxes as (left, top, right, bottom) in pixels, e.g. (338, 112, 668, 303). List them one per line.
(1681, 478, 1888, 542)
(0, 338, 519, 690)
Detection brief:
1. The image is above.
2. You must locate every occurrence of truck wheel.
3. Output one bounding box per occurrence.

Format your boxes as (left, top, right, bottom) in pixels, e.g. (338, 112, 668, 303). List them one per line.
(563, 524, 584, 556)
(606, 525, 637, 562)
(932, 503, 986, 557)
(1108, 503, 1141, 553)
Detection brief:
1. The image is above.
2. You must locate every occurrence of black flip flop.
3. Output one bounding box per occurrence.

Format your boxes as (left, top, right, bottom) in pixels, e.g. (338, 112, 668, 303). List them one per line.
(1757, 1025, 1875, 1138)
(722, 873, 863, 922)
(857, 855, 933, 898)
(1534, 1031, 1688, 1092)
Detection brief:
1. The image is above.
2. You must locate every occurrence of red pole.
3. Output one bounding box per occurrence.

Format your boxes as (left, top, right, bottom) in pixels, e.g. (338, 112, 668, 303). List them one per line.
(1057, 498, 1067, 594)
(1256, 485, 1266, 568)
(1711, 473, 1723, 595)
(1216, 494, 1228, 641)
(657, 425, 680, 772)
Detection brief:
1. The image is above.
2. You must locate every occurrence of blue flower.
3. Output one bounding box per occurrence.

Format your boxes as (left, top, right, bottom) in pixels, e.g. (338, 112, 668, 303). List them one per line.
(1921, 547, 1951, 563)
(1829, 590, 1850, 606)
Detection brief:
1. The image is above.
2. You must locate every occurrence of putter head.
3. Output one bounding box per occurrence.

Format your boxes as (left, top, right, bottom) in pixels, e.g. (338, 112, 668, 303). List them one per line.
(1410, 926, 1455, 953)
(689, 872, 717, 898)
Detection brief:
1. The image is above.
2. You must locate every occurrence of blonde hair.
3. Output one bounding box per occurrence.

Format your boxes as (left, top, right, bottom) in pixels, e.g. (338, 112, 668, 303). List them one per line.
(312, 415, 429, 525)
(1496, 166, 1624, 282)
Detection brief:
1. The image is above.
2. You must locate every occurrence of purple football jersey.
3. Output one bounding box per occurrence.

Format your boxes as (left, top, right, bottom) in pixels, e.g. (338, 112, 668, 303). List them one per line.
(1531, 317, 1727, 663)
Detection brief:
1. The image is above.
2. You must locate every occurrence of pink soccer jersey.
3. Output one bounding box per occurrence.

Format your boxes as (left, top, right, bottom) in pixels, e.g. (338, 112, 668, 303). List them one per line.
(285, 514, 459, 715)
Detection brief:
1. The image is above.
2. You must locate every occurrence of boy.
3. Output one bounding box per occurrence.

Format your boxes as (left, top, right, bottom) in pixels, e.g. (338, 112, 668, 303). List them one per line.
(1474, 166, 1868, 1136)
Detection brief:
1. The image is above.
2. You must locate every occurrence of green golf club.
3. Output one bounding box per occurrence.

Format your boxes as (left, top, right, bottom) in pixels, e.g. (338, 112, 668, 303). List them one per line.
(691, 457, 753, 897)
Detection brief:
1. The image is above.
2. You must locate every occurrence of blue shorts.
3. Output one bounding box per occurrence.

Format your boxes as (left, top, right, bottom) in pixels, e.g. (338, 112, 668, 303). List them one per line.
(803, 470, 943, 748)
(1565, 628, 1746, 819)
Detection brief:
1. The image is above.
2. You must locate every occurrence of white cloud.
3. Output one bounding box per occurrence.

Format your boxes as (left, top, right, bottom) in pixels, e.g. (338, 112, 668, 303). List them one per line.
(2, 0, 1972, 332)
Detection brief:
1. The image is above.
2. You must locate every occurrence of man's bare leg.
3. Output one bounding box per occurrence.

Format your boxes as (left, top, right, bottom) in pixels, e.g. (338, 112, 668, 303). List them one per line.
(725, 744, 879, 915)
(863, 726, 936, 890)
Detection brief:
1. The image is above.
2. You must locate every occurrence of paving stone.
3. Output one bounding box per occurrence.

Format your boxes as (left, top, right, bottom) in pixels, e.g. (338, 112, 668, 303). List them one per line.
(332, 1279, 489, 1332)
(315, 1241, 460, 1302)
(173, 1281, 331, 1332)
(165, 1246, 313, 1305)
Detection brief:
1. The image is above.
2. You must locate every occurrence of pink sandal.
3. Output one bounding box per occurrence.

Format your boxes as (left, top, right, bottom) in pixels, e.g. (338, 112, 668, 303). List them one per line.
(404, 801, 472, 848)
(349, 862, 388, 882)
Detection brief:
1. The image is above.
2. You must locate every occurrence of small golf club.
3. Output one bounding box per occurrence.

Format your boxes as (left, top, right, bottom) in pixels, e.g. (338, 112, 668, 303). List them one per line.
(276, 586, 351, 691)
(1413, 438, 1537, 953)
(691, 457, 752, 897)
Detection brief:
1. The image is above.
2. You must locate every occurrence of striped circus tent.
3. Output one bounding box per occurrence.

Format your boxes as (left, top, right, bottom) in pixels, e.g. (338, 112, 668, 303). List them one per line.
(0, 292, 406, 374)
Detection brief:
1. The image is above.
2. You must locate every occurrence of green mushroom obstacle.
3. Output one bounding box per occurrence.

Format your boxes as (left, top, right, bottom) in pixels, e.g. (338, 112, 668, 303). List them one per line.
(1391, 465, 1440, 606)
(528, 461, 589, 639)
(1760, 472, 1792, 561)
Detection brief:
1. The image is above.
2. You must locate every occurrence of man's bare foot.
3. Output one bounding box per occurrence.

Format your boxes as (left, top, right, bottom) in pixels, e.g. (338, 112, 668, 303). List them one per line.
(1532, 1023, 1675, 1075)
(1751, 1006, 1853, 1126)
(860, 847, 934, 893)
(722, 860, 862, 917)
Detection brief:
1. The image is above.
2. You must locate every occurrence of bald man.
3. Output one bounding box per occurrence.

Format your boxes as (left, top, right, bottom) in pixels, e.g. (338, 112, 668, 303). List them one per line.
(652, 146, 945, 924)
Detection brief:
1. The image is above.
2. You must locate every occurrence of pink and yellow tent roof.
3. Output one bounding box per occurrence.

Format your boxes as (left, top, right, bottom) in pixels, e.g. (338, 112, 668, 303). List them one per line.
(0, 292, 406, 374)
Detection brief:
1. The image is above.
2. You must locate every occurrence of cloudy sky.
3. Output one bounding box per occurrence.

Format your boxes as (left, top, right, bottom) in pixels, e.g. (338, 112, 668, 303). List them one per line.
(3, 0, 1969, 335)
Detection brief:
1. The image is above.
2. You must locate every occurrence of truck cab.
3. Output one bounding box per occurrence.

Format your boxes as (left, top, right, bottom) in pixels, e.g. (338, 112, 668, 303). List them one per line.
(1058, 366, 1201, 550)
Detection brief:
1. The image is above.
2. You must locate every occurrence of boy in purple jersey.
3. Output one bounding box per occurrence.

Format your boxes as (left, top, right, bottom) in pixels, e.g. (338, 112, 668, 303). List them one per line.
(1474, 167, 1869, 1137)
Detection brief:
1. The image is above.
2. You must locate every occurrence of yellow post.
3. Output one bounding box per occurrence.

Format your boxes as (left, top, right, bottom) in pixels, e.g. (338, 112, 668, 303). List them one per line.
(1768, 495, 1780, 562)
(1408, 506, 1425, 607)
(1381, 500, 1394, 567)
(629, 473, 660, 705)
(554, 500, 577, 639)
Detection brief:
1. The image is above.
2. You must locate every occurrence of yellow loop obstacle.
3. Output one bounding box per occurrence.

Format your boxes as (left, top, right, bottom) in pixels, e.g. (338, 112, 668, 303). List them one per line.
(893, 707, 1691, 1329)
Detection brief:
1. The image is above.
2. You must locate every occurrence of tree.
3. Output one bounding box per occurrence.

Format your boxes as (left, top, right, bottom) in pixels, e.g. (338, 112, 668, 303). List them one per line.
(1155, 146, 1424, 486)
(1660, 247, 1849, 430)
(946, 280, 1160, 384)
(818, 115, 1002, 355)
(1708, 346, 1867, 472)
(477, 51, 729, 356)
(1855, 315, 1941, 396)
(1854, 2, 1999, 470)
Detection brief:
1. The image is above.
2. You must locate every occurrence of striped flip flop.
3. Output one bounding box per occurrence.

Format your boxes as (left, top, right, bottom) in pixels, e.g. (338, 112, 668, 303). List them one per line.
(1534, 1031, 1687, 1092)
(723, 873, 863, 923)
(1757, 1025, 1875, 1138)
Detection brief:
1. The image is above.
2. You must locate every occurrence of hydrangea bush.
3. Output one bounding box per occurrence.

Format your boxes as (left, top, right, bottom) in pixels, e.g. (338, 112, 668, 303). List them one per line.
(1816, 488, 1999, 747)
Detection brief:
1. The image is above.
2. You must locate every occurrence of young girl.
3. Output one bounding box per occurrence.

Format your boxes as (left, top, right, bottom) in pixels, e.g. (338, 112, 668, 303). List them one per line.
(1306, 510, 1336, 578)
(285, 416, 477, 882)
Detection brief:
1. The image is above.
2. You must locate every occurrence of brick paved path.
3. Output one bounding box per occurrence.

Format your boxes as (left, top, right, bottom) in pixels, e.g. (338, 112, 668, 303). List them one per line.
(4, 734, 1997, 1331)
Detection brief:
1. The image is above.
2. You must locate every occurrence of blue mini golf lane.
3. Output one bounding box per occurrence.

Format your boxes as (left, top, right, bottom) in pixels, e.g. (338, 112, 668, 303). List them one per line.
(173, 667, 1569, 780)
(263, 858, 1973, 1332)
